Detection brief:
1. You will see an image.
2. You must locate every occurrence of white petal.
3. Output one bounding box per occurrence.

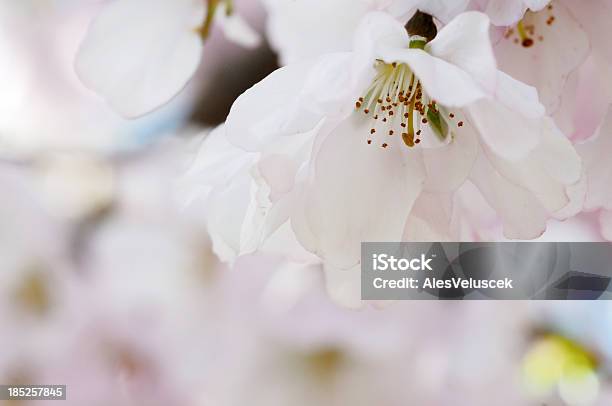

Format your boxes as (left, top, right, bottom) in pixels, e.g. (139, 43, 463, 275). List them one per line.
(353, 11, 409, 60)
(180, 126, 257, 262)
(421, 115, 478, 192)
(182, 126, 254, 193)
(451, 181, 504, 241)
(403, 192, 455, 241)
(470, 150, 549, 239)
(215, 4, 261, 49)
(387, 0, 470, 23)
(75, 0, 204, 117)
(563, 0, 612, 75)
(418, 0, 471, 23)
(323, 263, 363, 309)
(380, 48, 488, 107)
(226, 58, 324, 151)
(364, 12, 492, 107)
(293, 114, 425, 269)
(207, 171, 254, 262)
(494, 71, 545, 118)
(483, 0, 527, 26)
(494, 1, 590, 112)
(480, 117, 582, 214)
(466, 96, 542, 161)
(600, 210, 612, 241)
(263, 0, 380, 65)
(577, 105, 612, 211)
(428, 11, 497, 93)
(553, 169, 587, 220)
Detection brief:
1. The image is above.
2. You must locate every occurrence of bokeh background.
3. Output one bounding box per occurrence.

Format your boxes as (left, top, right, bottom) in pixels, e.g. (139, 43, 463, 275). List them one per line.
(1, 1, 611, 405)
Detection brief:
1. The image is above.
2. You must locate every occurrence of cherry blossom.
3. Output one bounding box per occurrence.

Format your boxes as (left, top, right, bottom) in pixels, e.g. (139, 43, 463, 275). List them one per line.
(475, 0, 611, 121)
(75, 0, 260, 117)
(222, 11, 582, 270)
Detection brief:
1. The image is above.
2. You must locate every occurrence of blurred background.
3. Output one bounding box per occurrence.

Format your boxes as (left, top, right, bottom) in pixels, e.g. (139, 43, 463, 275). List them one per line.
(1, 1, 612, 405)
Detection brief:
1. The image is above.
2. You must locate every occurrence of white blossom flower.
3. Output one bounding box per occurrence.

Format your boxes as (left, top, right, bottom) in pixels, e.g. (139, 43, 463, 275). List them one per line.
(75, 0, 260, 117)
(223, 10, 582, 270)
(474, 0, 609, 116)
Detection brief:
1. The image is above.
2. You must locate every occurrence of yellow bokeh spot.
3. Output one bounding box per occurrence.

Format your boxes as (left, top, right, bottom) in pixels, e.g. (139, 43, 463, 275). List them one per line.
(522, 334, 599, 402)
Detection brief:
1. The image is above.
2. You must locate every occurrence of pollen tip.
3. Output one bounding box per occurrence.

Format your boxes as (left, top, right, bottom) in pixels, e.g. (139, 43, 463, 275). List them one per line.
(522, 38, 534, 47)
(402, 132, 415, 148)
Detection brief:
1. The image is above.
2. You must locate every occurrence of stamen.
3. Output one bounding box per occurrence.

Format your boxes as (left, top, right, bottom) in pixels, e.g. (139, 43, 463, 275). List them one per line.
(508, 2, 556, 48)
(517, 21, 534, 47)
(354, 55, 456, 150)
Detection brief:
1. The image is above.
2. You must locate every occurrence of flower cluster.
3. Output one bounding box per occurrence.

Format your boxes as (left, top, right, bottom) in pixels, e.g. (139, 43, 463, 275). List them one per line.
(179, 0, 612, 306)
(1, 1, 612, 405)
